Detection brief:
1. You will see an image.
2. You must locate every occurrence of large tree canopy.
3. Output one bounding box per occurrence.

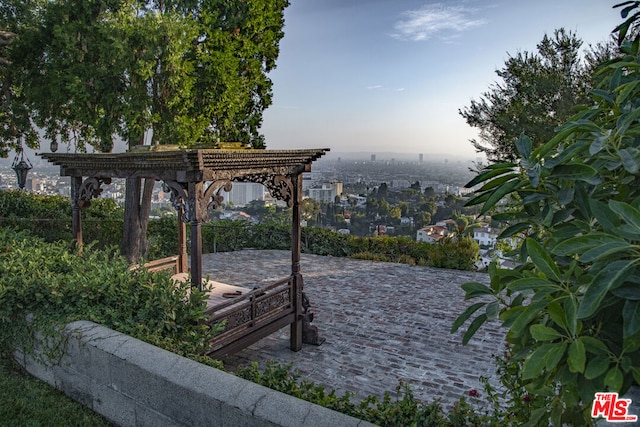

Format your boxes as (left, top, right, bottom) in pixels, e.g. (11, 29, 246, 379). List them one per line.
(459, 29, 608, 163)
(0, 0, 289, 263)
(0, 0, 288, 153)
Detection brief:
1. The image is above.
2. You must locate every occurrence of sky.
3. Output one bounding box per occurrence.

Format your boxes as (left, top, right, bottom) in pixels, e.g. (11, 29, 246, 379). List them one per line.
(260, 0, 623, 160)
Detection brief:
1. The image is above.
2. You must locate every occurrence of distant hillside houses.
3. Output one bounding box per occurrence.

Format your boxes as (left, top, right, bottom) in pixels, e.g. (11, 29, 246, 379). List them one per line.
(473, 226, 499, 248)
(416, 225, 448, 243)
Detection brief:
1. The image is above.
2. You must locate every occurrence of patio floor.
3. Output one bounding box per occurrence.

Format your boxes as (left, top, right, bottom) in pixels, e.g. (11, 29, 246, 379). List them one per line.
(202, 249, 505, 409)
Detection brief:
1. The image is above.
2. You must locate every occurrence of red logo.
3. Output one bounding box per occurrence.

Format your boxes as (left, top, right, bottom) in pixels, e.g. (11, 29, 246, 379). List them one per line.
(592, 392, 638, 423)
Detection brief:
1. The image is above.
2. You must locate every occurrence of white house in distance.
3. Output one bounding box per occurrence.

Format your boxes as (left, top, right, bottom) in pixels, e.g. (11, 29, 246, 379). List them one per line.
(473, 226, 499, 248)
(416, 225, 447, 243)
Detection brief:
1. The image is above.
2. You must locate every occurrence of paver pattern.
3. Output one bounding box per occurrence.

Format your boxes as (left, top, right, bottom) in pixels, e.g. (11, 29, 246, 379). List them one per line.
(203, 250, 505, 409)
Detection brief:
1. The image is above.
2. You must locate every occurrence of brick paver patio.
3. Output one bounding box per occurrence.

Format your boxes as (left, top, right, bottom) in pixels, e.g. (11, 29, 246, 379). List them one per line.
(203, 250, 505, 409)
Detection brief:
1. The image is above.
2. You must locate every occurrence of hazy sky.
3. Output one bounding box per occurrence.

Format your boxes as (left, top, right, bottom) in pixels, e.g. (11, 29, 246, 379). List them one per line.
(260, 0, 623, 160)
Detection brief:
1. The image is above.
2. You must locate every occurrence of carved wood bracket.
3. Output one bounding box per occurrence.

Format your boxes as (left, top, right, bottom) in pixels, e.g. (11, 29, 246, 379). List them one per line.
(236, 174, 295, 207)
(163, 179, 233, 222)
(76, 177, 112, 208)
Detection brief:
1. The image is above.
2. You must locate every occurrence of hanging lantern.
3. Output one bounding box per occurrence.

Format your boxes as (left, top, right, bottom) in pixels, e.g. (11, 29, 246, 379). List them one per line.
(50, 139, 58, 153)
(11, 149, 32, 189)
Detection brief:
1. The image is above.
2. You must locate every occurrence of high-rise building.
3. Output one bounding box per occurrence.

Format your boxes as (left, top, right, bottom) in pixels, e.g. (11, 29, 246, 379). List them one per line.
(224, 182, 266, 207)
(371, 154, 376, 162)
(308, 181, 343, 203)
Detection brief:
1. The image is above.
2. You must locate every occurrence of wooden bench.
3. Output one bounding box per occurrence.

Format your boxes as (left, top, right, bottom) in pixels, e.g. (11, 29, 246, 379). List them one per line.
(130, 256, 181, 274)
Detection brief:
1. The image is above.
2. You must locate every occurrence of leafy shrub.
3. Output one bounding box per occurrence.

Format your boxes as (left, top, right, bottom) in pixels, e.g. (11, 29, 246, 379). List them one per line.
(427, 236, 479, 271)
(203, 220, 252, 252)
(236, 361, 489, 426)
(0, 190, 123, 247)
(453, 7, 640, 425)
(248, 221, 290, 250)
(0, 227, 216, 361)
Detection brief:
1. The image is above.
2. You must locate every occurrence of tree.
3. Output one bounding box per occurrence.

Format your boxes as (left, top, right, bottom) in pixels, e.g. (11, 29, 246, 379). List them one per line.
(453, 5, 640, 424)
(459, 29, 605, 163)
(301, 197, 321, 225)
(424, 186, 435, 199)
(0, 2, 41, 157)
(1, 0, 289, 262)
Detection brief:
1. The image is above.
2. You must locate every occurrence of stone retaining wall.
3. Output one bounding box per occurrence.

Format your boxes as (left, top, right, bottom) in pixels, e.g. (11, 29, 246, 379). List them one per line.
(15, 320, 373, 427)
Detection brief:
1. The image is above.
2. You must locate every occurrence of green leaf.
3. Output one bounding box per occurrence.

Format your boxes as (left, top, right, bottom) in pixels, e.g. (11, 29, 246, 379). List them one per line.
(564, 297, 578, 337)
(615, 106, 640, 138)
(485, 301, 499, 320)
(526, 238, 561, 282)
(551, 164, 598, 181)
(590, 200, 621, 232)
(578, 260, 635, 319)
(522, 343, 556, 380)
(623, 300, 640, 338)
(479, 178, 525, 215)
(465, 163, 516, 188)
(604, 366, 623, 391)
(462, 313, 487, 345)
(612, 283, 640, 300)
(544, 341, 567, 372)
(585, 355, 610, 379)
(589, 133, 607, 155)
(580, 336, 609, 355)
(579, 240, 633, 263)
(498, 222, 530, 239)
(461, 282, 492, 298)
(509, 300, 547, 338)
(508, 277, 557, 292)
(552, 233, 627, 255)
(478, 173, 520, 192)
(610, 200, 640, 233)
(548, 300, 567, 331)
(568, 339, 586, 373)
(619, 147, 640, 174)
(515, 133, 532, 159)
(530, 324, 564, 341)
(451, 302, 486, 333)
(523, 408, 547, 427)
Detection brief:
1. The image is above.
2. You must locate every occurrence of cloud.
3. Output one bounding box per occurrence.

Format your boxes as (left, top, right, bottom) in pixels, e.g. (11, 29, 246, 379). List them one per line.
(367, 85, 384, 90)
(392, 3, 487, 42)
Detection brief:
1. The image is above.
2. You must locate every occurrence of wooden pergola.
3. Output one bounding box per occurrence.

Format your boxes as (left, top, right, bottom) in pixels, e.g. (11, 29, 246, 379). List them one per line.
(40, 148, 329, 356)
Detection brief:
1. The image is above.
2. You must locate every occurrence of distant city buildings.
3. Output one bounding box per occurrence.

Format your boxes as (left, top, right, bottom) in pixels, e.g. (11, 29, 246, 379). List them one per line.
(224, 182, 266, 207)
(307, 181, 343, 203)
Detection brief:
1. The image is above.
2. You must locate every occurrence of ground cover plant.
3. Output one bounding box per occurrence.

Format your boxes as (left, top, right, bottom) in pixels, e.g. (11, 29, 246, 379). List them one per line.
(0, 357, 113, 427)
(453, 3, 640, 425)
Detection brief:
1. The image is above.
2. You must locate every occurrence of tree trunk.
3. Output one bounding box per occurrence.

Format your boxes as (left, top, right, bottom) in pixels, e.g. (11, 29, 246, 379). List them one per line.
(121, 177, 155, 264)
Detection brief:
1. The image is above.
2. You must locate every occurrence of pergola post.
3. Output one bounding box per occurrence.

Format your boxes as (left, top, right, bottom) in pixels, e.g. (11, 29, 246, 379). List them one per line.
(290, 172, 303, 351)
(177, 209, 188, 274)
(189, 181, 204, 290)
(71, 176, 83, 254)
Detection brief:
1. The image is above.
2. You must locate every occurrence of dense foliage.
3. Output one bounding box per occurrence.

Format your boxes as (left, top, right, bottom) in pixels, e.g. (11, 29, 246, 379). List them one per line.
(0, 227, 217, 362)
(237, 361, 489, 427)
(150, 218, 479, 271)
(0, 190, 124, 247)
(453, 4, 640, 425)
(0, 0, 289, 152)
(459, 29, 609, 163)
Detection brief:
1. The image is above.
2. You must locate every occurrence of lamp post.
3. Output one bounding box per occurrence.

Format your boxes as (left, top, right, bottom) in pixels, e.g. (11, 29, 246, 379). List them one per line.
(11, 149, 32, 189)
